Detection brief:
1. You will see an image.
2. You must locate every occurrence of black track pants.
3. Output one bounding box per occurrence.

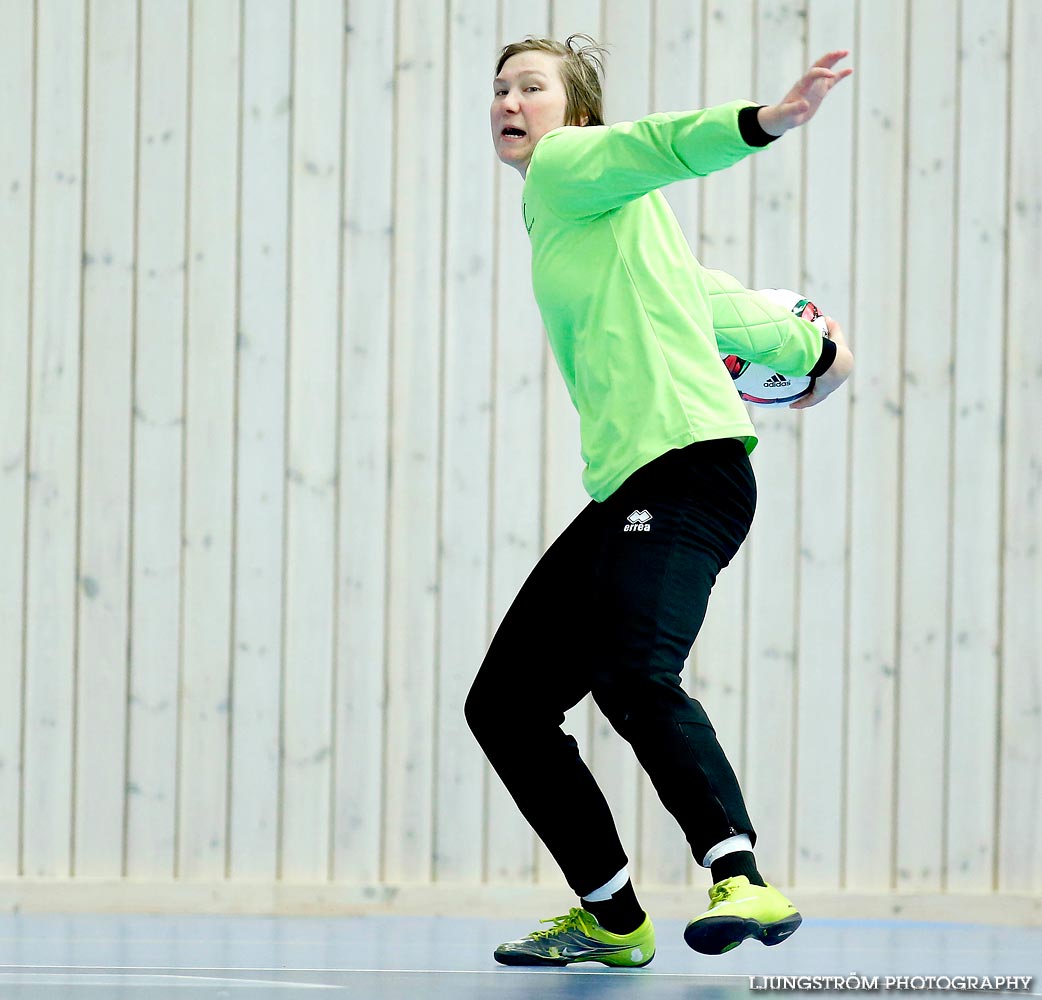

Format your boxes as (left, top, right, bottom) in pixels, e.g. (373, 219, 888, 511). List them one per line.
(465, 437, 759, 898)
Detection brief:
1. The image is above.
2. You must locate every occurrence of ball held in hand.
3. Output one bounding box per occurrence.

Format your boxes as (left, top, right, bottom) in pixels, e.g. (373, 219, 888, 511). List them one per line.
(721, 288, 830, 407)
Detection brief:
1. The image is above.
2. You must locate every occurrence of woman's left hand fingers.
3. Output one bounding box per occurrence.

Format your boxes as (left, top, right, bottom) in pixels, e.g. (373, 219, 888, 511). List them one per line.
(812, 49, 851, 70)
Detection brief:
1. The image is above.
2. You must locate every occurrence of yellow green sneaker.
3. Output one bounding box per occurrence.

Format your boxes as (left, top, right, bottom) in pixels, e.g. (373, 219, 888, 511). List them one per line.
(493, 906, 655, 968)
(684, 875, 802, 955)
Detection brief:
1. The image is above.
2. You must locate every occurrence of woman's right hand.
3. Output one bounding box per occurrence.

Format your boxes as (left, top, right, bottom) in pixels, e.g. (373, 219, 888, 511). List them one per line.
(789, 316, 853, 409)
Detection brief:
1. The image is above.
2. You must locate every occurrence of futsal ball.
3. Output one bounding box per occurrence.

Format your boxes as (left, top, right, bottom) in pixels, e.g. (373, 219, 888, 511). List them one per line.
(721, 288, 830, 407)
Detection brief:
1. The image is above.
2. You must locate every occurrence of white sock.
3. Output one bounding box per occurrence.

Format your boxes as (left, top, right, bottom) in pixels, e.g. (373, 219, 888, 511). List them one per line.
(581, 865, 630, 902)
(701, 833, 754, 868)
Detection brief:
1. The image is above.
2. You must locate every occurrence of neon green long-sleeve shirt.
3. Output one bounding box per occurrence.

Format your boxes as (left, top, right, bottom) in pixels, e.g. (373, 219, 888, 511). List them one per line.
(522, 99, 825, 501)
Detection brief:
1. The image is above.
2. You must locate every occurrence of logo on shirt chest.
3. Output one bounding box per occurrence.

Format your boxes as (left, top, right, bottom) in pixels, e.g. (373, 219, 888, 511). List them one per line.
(624, 510, 652, 532)
(523, 200, 535, 234)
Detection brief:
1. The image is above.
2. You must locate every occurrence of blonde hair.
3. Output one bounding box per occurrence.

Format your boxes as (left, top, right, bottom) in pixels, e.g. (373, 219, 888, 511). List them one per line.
(494, 33, 608, 127)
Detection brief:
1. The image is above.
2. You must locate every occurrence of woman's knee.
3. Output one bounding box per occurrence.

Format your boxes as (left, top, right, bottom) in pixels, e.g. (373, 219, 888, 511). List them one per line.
(465, 662, 516, 746)
(464, 676, 492, 741)
(466, 660, 573, 747)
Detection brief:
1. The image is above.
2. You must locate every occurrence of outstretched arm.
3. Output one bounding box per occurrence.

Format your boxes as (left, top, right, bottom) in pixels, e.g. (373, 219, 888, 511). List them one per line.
(530, 101, 774, 220)
(757, 50, 853, 137)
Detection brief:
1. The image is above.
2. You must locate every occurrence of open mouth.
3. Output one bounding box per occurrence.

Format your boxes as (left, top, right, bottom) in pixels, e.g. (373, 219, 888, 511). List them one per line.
(501, 127, 527, 139)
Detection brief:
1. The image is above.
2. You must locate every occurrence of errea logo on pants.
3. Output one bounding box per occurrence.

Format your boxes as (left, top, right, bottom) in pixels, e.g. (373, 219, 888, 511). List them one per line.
(625, 510, 652, 532)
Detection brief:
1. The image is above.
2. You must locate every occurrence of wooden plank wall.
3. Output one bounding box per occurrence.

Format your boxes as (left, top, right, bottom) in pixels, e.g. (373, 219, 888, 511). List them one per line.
(0, 0, 1039, 903)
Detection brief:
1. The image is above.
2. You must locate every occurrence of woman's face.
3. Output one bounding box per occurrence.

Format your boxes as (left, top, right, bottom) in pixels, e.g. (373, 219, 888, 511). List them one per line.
(491, 51, 583, 177)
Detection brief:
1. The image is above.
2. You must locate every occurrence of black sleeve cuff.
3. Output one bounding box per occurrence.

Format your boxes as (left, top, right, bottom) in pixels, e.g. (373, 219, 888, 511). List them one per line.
(807, 337, 837, 378)
(738, 105, 779, 147)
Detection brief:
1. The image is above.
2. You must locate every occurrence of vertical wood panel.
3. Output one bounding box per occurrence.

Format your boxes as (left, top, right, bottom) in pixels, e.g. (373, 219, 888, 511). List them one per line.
(281, 0, 342, 882)
(334, 0, 395, 884)
(126, 0, 188, 880)
(0, 0, 34, 876)
(690, 0, 754, 880)
(946, 0, 1009, 893)
(592, 0, 653, 886)
(178, 0, 240, 879)
(894, 0, 956, 894)
(655, 0, 704, 250)
(844, 0, 906, 891)
(75, 0, 137, 878)
(602, 1, 651, 124)
(382, 0, 446, 884)
(1000, 0, 1042, 896)
(743, 0, 808, 886)
(793, 0, 856, 892)
(23, 0, 86, 879)
(229, 0, 291, 881)
(641, 0, 708, 890)
(542, 6, 597, 551)
(529, 0, 602, 891)
(484, 0, 549, 888)
(434, 0, 497, 885)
